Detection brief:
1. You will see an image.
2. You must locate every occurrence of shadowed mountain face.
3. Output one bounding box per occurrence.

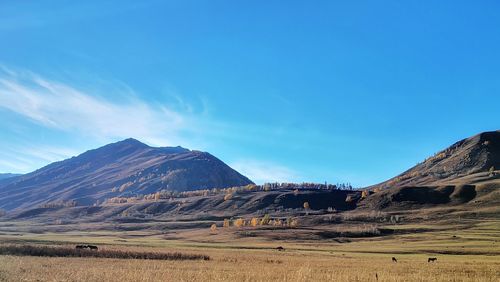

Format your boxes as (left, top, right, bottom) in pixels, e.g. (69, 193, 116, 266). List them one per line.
(0, 139, 253, 210)
(372, 130, 500, 188)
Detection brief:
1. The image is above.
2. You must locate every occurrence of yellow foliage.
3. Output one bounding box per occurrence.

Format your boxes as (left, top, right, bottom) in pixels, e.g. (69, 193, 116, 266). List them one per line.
(361, 190, 368, 199)
(274, 219, 282, 226)
(250, 218, 259, 227)
(260, 214, 270, 225)
(223, 219, 230, 228)
(210, 224, 217, 233)
(234, 218, 245, 228)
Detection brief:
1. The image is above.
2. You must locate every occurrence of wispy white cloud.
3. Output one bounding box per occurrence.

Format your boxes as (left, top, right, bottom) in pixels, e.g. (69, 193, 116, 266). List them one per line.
(0, 67, 193, 147)
(19, 146, 80, 164)
(0, 144, 82, 173)
(230, 160, 300, 184)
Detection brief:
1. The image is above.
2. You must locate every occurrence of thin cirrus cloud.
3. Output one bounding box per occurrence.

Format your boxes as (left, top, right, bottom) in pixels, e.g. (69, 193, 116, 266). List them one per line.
(0, 67, 301, 182)
(0, 67, 191, 147)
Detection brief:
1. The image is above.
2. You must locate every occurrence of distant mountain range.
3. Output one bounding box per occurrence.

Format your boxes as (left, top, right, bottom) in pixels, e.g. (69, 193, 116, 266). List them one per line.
(0, 139, 253, 210)
(1, 131, 498, 213)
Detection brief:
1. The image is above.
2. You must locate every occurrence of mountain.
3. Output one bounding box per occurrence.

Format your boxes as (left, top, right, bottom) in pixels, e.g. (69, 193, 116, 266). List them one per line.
(0, 139, 253, 210)
(362, 130, 500, 210)
(0, 173, 22, 180)
(372, 130, 500, 189)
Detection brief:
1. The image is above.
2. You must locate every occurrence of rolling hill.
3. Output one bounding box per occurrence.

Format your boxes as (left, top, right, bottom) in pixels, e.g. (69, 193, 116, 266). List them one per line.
(0, 139, 253, 211)
(372, 130, 500, 188)
(361, 130, 500, 210)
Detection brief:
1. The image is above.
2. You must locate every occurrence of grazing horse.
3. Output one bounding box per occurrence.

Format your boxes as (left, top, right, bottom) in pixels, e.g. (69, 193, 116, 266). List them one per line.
(428, 257, 437, 262)
(392, 257, 398, 263)
(75, 245, 87, 249)
(276, 246, 285, 251)
(87, 245, 98, 251)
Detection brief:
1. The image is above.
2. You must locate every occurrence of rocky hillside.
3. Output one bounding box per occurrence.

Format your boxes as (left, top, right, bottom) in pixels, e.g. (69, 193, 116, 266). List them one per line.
(372, 130, 500, 188)
(361, 130, 500, 210)
(0, 139, 253, 210)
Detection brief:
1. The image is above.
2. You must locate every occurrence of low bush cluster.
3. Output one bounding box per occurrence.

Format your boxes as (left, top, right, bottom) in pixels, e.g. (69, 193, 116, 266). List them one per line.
(0, 244, 210, 261)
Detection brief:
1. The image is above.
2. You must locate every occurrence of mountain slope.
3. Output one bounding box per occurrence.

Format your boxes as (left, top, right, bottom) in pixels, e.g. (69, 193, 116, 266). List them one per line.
(0, 173, 22, 180)
(372, 130, 500, 189)
(0, 139, 253, 210)
(362, 130, 500, 210)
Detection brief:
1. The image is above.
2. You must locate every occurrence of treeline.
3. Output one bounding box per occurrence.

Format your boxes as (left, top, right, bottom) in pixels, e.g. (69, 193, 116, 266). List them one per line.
(217, 214, 299, 229)
(104, 182, 354, 205)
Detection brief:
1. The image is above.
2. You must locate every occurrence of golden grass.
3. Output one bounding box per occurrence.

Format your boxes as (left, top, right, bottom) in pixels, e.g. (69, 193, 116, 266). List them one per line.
(0, 213, 498, 281)
(0, 248, 499, 282)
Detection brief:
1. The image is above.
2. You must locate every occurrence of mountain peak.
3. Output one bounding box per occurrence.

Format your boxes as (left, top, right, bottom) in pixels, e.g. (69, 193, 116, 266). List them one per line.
(114, 138, 149, 147)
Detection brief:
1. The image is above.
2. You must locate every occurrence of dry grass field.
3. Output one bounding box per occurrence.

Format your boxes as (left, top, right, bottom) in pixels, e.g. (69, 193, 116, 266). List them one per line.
(0, 247, 498, 282)
(0, 215, 499, 282)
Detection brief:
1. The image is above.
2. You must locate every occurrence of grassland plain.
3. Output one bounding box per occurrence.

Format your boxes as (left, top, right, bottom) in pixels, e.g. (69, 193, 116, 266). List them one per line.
(0, 217, 499, 281)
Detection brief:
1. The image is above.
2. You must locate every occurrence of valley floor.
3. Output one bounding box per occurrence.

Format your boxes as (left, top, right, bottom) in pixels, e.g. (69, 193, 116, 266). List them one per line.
(1, 249, 498, 282)
(0, 216, 499, 281)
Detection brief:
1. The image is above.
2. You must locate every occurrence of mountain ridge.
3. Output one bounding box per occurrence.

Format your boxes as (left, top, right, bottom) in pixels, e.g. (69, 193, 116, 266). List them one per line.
(0, 139, 253, 210)
(370, 130, 500, 189)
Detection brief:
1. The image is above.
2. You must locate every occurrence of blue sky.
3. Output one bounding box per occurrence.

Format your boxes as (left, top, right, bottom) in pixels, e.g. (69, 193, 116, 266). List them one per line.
(0, 1, 498, 186)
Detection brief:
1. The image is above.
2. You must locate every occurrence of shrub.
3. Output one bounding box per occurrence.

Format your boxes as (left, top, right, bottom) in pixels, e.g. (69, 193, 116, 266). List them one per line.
(0, 244, 209, 261)
(210, 224, 217, 233)
(223, 219, 230, 228)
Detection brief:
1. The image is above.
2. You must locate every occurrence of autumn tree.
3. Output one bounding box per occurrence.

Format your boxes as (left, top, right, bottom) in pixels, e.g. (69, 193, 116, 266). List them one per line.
(303, 201, 310, 215)
(250, 217, 259, 227)
(260, 214, 270, 225)
(274, 219, 283, 227)
(234, 218, 245, 227)
(361, 190, 369, 199)
(210, 224, 217, 233)
(223, 218, 230, 228)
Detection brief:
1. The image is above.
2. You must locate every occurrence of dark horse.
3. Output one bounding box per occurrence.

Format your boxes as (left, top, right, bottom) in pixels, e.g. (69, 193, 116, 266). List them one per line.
(276, 246, 285, 251)
(392, 257, 398, 263)
(428, 257, 437, 262)
(75, 244, 98, 251)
